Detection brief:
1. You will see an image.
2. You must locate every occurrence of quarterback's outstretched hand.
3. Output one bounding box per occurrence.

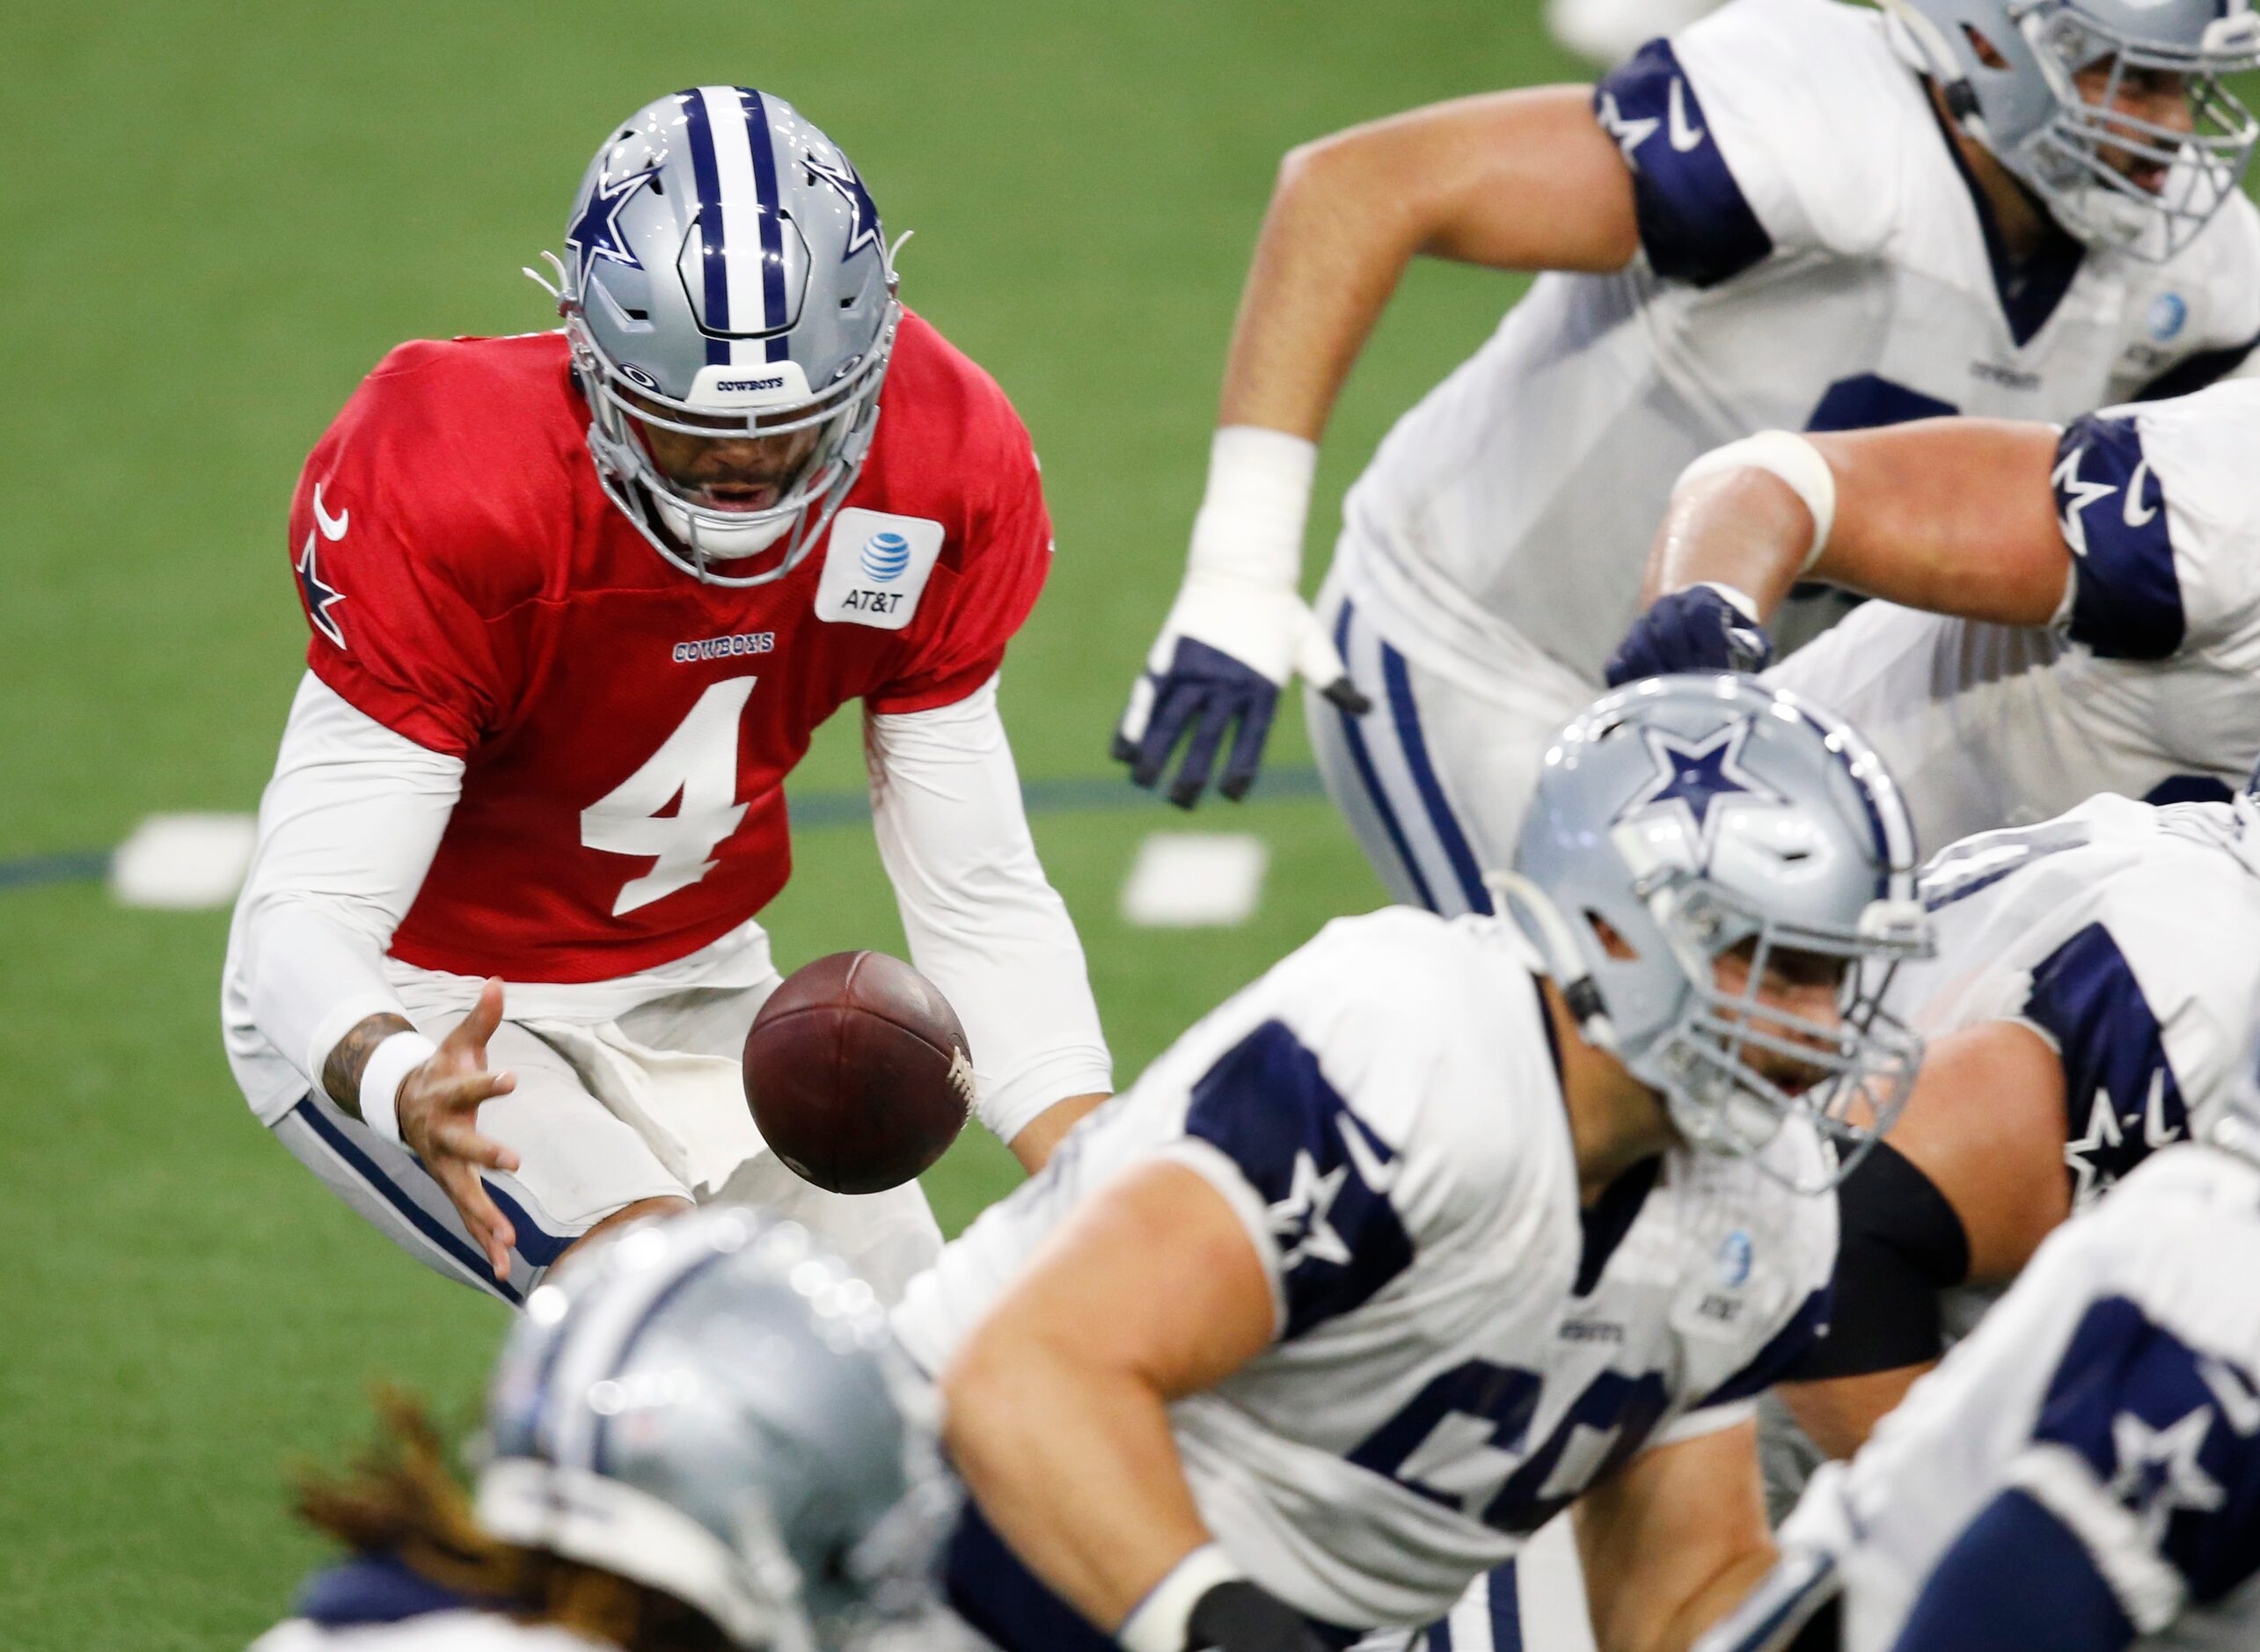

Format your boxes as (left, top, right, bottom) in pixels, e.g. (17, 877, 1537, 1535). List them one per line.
(396, 977, 522, 1281)
(1113, 427, 1371, 808)
(1605, 582, 1773, 687)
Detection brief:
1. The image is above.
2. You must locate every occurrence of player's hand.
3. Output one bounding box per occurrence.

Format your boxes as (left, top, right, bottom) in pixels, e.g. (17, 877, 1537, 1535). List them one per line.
(1114, 573, 1371, 808)
(394, 977, 522, 1281)
(1180, 1581, 1332, 1652)
(1605, 583, 1773, 687)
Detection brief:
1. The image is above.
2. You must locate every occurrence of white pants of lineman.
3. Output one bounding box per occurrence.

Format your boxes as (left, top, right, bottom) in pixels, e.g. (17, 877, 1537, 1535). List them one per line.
(1307, 568, 1594, 921)
(267, 969, 943, 1311)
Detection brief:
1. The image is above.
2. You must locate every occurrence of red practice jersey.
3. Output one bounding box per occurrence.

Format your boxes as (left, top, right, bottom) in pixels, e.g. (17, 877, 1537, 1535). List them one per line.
(285, 312, 1052, 983)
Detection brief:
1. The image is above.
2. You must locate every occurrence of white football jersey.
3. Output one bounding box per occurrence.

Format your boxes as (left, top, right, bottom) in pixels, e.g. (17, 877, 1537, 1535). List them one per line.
(1335, 0, 2260, 690)
(894, 908, 1836, 1633)
(1888, 793, 2260, 1216)
(1770, 377, 2260, 857)
(1780, 1144, 2260, 1650)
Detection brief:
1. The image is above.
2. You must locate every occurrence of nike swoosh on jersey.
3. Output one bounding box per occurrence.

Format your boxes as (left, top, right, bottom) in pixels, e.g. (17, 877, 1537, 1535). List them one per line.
(313, 483, 351, 541)
(1336, 1111, 1401, 1195)
(1668, 79, 1706, 152)
(2124, 457, 2158, 527)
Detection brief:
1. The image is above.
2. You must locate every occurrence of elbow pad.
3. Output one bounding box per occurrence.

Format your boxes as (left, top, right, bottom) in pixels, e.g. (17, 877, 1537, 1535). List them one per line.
(1790, 1139, 1971, 1381)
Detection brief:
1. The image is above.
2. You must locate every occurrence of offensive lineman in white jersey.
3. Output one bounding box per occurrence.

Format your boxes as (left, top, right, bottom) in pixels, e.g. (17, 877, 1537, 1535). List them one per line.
(1113, 0, 2260, 917)
(898, 677, 1934, 1652)
(1702, 1093, 2260, 1651)
(1620, 373, 2260, 853)
(1769, 786, 2260, 1455)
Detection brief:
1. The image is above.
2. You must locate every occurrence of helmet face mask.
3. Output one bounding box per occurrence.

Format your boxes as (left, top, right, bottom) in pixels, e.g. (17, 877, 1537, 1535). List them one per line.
(540, 87, 904, 586)
(1884, 0, 2260, 261)
(1503, 676, 1935, 1195)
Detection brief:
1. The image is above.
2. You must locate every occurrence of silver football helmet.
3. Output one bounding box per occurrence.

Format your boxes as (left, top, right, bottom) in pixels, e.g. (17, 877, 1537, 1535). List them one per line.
(1496, 676, 1933, 1190)
(476, 1209, 949, 1651)
(533, 87, 903, 585)
(1883, 0, 2260, 260)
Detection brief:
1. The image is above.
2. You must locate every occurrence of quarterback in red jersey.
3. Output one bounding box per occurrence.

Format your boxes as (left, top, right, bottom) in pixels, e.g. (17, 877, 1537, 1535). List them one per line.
(221, 86, 1112, 1306)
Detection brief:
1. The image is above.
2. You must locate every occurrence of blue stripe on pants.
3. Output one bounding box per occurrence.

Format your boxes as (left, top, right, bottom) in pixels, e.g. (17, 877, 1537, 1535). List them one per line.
(1379, 640, 1492, 916)
(289, 1096, 525, 1306)
(1333, 598, 1438, 911)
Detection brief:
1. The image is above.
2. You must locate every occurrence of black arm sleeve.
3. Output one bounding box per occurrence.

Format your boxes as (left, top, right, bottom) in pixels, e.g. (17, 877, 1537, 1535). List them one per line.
(1786, 1139, 1971, 1382)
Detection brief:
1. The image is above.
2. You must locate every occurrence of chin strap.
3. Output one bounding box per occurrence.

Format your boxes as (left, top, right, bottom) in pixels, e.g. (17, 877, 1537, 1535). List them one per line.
(1486, 871, 1616, 1050)
(1876, 0, 1992, 134)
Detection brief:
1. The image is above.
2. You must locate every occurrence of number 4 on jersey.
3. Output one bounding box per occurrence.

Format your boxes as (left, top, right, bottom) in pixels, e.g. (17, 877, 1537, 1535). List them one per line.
(581, 677, 755, 916)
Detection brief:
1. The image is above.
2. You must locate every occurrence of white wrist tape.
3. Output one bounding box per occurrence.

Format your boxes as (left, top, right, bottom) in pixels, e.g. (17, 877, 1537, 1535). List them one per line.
(358, 1030, 436, 1147)
(1695, 581, 1764, 625)
(1672, 430, 1837, 574)
(1188, 426, 1320, 588)
(1117, 1543, 1247, 1652)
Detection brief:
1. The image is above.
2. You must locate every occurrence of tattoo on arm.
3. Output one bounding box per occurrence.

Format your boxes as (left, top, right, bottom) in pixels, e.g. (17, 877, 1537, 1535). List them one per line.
(323, 1013, 417, 1118)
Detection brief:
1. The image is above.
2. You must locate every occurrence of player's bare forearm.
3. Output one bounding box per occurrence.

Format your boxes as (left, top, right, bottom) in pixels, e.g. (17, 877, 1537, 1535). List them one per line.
(1649, 421, 2068, 626)
(1576, 1420, 1775, 1652)
(321, 1012, 417, 1117)
(1218, 86, 1637, 441)
(1006, 1091, 1108, 1173)
(939, 1161, 1276, 1626)
(1779, 1363, 1935, 1462)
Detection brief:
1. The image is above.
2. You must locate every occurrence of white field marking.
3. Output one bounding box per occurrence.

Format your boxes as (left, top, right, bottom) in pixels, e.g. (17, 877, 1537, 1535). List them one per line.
(109, 812, 258, 910)
(1121, 832, 1268, 928)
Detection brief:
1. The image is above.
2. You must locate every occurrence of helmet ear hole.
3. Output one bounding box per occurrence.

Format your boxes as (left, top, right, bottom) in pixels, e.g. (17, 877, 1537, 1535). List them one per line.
(1585, 910, 1641, 963)
(1960, 22, 2008, 70)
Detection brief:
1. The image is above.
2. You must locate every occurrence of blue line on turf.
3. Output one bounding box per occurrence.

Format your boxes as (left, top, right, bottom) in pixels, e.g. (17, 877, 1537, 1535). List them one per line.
(0, 768, 1333, 895)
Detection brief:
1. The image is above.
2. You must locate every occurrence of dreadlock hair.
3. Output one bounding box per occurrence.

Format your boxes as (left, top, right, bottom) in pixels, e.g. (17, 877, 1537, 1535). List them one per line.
(292, 1385, 735, 1652)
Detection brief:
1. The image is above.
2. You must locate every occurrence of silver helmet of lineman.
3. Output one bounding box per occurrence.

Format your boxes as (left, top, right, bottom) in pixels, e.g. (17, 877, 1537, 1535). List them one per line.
(476, 1209, 951, 1651)
(1883, 0, 2260, 260)
(1496, 676, 1933, 1190)
(537, 86, 902, 585)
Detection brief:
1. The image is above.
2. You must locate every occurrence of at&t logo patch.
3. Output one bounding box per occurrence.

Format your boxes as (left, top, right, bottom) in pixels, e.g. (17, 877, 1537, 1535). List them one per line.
(815, 508, 945, 631)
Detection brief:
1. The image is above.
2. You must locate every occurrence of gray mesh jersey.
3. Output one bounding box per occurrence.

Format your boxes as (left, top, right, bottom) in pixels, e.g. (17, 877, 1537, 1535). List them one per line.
(1338, 0, 2260, 691)
(1781, 1144, 2260, 1649)
(893, 908, 1836, 1631)
(1771, 378, 2260, 856)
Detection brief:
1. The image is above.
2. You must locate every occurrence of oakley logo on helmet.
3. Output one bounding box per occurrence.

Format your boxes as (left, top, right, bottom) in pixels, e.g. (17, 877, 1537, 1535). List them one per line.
(618, 363, 662, 391)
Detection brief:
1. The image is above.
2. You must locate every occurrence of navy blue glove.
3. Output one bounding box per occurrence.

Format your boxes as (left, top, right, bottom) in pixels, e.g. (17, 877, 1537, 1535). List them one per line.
(1605, 584, 1773, 687)
(1115, 633, 1371, 810)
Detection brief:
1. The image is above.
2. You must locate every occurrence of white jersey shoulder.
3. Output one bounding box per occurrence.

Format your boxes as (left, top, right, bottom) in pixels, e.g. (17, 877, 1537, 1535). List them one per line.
(1893, 795, 2260, 1208)
(896, 908, 1834, 1632)
(1783, 1144, 2260, 1650)
(251, 1612, 609, 1652)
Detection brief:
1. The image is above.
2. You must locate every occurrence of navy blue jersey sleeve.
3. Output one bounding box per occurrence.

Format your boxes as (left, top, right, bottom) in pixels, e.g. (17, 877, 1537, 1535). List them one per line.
(2021, 1295, 2260, 1612)
(1889, 1488, 2138, 1652)
(1593, 40, 1773, 288)
(2022, 923, 2191, 1207)
(2052, 414, 2185, 661)
(1182, 1019, 1415, 1340)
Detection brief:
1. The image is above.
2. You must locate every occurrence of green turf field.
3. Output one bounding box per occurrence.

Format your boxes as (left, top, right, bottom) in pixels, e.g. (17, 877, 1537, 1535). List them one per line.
(1, 4, 1575, 1642)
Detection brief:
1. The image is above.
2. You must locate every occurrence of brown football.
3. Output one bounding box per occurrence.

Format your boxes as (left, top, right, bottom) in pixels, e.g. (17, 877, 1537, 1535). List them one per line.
(742, 950, 975, 1194)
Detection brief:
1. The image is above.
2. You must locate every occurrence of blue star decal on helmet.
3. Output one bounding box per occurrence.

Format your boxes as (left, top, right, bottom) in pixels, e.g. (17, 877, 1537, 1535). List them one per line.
(566, 164, 660, 293)
(801, 150, 881, 260)
(295, 530, 347, 651)
(1617, 719, 1784, 854)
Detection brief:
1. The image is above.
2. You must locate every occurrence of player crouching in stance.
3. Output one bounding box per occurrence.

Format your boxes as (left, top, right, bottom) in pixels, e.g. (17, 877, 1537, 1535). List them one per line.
(1700, 1077, 2260, 1652)
(893, 677, 1934, 1652)
(221, 88, 1110, 1305)
(253, 1209, 956, 1652)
